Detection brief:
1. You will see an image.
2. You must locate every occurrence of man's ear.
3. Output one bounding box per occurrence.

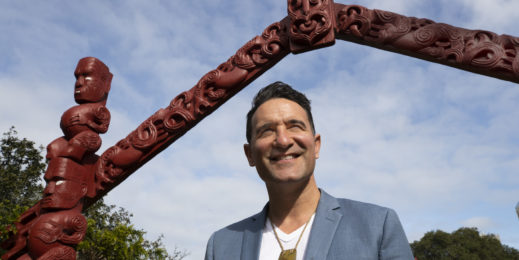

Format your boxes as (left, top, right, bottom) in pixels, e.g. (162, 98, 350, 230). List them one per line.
(243, 144, 255, 166)
(314, 134, 321, 159)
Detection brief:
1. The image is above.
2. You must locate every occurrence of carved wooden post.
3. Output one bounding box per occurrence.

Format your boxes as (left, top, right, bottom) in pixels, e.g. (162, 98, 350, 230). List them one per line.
(2, 1, 518, 259)
(1, 57, 112, 260)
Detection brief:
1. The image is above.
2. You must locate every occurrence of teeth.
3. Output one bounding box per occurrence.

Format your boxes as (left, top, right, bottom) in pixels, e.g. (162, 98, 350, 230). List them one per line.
(75, 90, 81, 94)
(273, 155, 295, 161)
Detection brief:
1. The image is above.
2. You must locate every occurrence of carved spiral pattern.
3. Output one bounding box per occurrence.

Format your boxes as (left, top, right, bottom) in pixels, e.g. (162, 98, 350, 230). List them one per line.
(34, 220, 61, 244)
(96, 146, 121, 182)
(94, 106, 111, 133)
(414, 26, 437, 46)
(234, 22, 286, 70)
(130, 119, 158, 150)
(73, 131, 102, 152)
(445, 48, 465, 63)
(337, 6, 371, 37)
(163, 107, 195, 131)
(203, 70, 219, 85)
(95, 106, 110, 121)
(394, 17, 412, 35)
(262, 23, 284, 58)
(374, 9, 396, 23)
(468, 42, 504, 68)
(70, 215, 86, 234)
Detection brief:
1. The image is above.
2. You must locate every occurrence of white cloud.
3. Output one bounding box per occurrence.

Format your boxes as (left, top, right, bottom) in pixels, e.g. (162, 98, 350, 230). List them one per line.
(1, 0, 519, 259)
(462, 217, 497, 231)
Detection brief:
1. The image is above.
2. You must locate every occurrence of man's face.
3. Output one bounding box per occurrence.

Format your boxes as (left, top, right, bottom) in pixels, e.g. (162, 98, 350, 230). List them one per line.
(244, 98, 321, 185)
(74, 59, 109, 103)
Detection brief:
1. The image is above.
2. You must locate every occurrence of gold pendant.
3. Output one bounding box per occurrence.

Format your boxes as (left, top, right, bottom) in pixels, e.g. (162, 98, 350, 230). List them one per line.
(278, 249, 296, 260)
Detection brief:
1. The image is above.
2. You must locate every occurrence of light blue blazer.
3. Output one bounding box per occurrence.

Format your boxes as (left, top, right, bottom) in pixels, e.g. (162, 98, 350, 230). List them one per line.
(205, 190, 414, 260)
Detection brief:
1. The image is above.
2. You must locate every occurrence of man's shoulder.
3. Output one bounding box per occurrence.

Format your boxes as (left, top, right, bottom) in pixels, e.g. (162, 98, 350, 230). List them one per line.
(321, 190, 393, 215)
(337, 197, 392, 214)
(319, 190, 399, 227)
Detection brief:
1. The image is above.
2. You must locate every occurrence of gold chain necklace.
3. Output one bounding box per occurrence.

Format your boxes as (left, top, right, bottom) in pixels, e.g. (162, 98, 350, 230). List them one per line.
(270, 216, 312, 260)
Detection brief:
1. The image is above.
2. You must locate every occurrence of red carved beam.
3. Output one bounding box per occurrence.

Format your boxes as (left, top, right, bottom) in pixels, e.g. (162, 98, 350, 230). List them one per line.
(87, 18, 292, 207)
(333, 3, 519, 84)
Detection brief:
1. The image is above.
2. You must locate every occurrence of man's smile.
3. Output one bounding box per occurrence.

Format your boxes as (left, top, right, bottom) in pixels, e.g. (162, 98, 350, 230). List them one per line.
(269, 153, 301, 162)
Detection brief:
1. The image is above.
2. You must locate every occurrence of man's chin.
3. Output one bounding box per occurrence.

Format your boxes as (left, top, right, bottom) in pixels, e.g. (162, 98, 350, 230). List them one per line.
(269, 174, 311, 184)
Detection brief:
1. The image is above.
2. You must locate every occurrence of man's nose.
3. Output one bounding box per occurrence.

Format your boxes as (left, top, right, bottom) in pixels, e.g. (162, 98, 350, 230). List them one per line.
(274, 128, 292, 148)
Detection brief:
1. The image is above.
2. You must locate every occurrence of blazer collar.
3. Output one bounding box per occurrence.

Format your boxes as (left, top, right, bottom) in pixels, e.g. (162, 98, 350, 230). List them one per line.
(241, 204, 268, 260)
(304, 189, 343, 259)
(240, 189, 342, 260)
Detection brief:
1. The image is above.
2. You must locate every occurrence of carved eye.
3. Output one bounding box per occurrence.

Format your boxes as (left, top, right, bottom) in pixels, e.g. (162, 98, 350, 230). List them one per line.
(85, 76, 93, 81)
(56, 180, 65, 186)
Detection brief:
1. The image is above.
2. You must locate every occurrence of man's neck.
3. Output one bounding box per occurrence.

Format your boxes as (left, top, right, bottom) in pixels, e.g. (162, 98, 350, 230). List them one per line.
(266, 176, 320, 234)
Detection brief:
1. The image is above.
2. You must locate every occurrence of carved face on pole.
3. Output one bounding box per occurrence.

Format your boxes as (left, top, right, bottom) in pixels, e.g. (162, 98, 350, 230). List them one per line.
(74, 57, 112, 104)
(41, 158, 88, 210)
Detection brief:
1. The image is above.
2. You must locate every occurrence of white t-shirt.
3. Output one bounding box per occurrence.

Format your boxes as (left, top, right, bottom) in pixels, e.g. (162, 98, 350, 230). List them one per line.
(259, 214, 315, 260)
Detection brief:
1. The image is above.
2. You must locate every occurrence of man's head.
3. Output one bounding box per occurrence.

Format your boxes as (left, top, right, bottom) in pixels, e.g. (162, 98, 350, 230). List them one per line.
(74, 57, 113, 104)
(244, 82, 320, 185)
(246, 81, 315, 143)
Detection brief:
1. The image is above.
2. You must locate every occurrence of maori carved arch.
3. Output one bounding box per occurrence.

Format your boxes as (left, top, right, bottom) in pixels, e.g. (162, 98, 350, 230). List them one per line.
(2, 0, 519, 259)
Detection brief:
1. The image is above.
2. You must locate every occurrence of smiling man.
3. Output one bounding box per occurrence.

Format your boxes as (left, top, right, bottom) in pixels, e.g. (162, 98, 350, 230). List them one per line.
(205, 82, 414, 260)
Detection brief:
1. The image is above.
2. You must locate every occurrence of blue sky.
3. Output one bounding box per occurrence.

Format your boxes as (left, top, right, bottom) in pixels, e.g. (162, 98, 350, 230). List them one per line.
(1, 0, 519, 258)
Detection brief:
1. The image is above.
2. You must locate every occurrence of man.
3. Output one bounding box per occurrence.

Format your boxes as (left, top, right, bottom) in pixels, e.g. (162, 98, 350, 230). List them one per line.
(205, 82, 413, 259)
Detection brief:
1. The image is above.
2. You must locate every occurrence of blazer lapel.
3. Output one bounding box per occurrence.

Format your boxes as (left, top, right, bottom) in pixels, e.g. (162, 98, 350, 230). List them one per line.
(304, 190, 342, 260)
(241, 204, 268, 260)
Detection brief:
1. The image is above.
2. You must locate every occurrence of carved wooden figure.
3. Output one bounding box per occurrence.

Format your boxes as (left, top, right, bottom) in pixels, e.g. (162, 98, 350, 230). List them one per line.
(2, 1, 518, 259)
(1, 57, 112, 260)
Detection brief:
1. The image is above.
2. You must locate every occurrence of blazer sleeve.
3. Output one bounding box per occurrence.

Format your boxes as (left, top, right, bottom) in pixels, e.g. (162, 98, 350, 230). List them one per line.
(379, 209, 414, 260)
(204, 232, 215, 260)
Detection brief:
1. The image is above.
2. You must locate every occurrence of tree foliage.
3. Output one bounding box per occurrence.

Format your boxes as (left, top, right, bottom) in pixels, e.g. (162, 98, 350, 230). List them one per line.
(0, 127, 45, 242)
(411, 227, 519, 260)
(0, 127, 187, 259)
(77, 199, 188, 259)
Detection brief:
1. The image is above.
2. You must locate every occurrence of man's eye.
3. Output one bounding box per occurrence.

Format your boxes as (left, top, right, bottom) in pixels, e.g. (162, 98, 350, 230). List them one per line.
(85, 76, 92, 81)
(258, 129, 274, 137)
(56, 180, 65, 186)
(289, 124, 303, 130)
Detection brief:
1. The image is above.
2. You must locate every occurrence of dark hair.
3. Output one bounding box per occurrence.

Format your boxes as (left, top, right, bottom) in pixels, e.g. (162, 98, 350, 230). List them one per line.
(246, 81, 315, 143)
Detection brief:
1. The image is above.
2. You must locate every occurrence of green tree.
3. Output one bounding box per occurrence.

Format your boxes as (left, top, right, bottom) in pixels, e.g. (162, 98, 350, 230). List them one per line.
(77, 199, 188, 259)
(0, 127, 45, 242)
(411, 227, 519, 260)
(0, 127, 187, 259)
